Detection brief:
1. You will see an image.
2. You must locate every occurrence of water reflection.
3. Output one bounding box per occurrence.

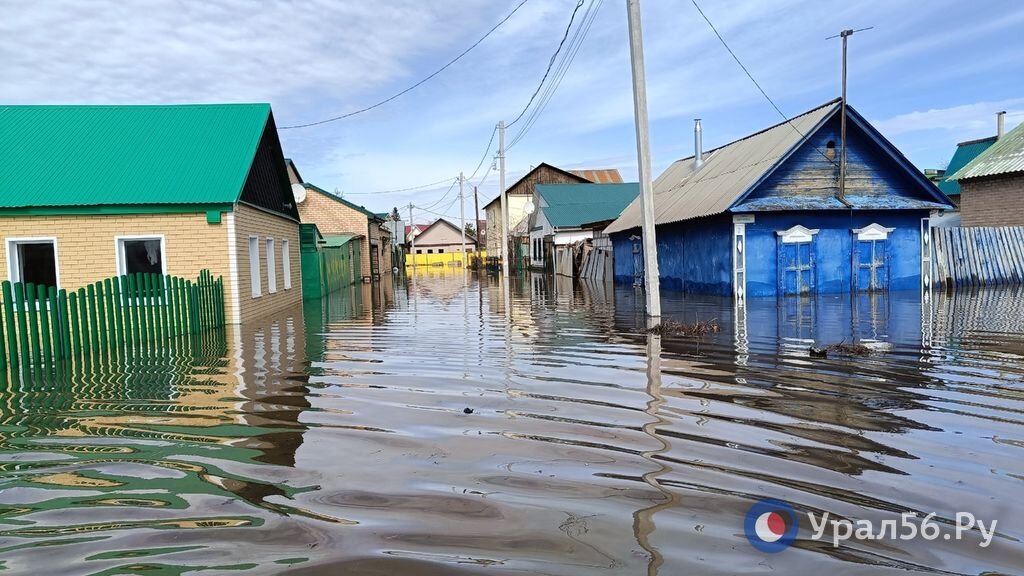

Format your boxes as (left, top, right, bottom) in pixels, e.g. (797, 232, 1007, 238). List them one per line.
(0, 275, 1021, 574)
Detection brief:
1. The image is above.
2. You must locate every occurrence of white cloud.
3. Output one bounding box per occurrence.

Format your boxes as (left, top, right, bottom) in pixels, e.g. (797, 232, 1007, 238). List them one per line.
(874, 100, 1024, 138)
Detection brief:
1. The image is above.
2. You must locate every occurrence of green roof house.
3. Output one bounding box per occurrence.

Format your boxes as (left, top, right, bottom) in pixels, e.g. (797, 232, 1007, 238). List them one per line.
(0, 103, 302, 324)
(950, 117, 1024, 227)
(937, 136, 998, 203)
(527, 183, 639, 274)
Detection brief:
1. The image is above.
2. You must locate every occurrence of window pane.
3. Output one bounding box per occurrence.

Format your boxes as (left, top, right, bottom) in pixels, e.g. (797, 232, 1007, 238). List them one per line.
(266, 238, 277, 293)
(123, 239, 162, 275)
(249, 237, 261, 296)
(18, 242, 57, 288)
(282, 240, 292, 289)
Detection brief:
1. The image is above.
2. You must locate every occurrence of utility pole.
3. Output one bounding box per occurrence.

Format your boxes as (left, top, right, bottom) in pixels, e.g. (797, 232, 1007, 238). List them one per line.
(459, 171, 467, 267)
(498, 120, 509, 279)
(408, 203, 416, 271)
(626, 0, 661, 320)
(473, 185, 481, 252)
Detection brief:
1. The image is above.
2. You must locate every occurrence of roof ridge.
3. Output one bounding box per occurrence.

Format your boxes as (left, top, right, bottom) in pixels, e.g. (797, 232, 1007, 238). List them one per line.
(0, 103, 270, 109)
(668, 98, 842, 164)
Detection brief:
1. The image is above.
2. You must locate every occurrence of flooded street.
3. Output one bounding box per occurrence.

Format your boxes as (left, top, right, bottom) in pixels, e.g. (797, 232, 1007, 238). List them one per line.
(1, 272, 1023, 575)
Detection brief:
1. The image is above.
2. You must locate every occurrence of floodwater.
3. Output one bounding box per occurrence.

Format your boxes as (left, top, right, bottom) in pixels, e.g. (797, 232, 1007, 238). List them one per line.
(1, 271, 1023, 575)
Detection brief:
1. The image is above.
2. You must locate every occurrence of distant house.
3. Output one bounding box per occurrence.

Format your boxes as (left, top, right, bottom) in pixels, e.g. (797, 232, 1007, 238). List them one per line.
(605, 99, 954, 297)
(483, 164, 622, 268)
(410, 219, 477, 255)
(405, 224, 429, 243)
(0, 103, 302, 324)
(937, 136, 997, 208)
(949, 120, 1024, 227)
(527, 183, 639, 274)
(292, 182, 391, 280)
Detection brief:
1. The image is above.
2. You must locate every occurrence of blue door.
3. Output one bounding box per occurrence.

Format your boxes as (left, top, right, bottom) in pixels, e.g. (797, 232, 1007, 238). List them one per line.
(855, 239, 888, 292)
(778, 241, 815, 295)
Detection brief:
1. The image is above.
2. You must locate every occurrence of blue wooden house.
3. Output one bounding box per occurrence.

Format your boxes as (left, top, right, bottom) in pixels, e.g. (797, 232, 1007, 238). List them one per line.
(605, 99, 955, 298)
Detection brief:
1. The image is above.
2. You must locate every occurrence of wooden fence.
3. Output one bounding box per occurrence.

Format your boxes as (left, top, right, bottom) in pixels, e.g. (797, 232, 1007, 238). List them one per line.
(0, 269, 224, 374)
(932, 226, 1024, 289)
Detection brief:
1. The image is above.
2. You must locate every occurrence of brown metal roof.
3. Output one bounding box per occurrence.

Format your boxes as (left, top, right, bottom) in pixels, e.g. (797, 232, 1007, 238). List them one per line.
(570, 169, 623, 183)
(605, 99, 840, 234)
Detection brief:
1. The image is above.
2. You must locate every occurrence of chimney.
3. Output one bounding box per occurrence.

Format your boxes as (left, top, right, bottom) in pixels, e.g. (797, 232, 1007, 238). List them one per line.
(693, 119, 704, 170)
(997, 111, 1006, 139)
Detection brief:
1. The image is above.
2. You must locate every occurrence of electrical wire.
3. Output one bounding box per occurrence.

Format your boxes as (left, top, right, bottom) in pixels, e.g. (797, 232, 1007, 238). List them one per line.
(344, 177, 455, 195)
(690, 0, 838, 166)
(508, 0, 601, 150)
(506, 0, 586, 128)
(279, 0, 531, 130)
(420, 177, 459, 211)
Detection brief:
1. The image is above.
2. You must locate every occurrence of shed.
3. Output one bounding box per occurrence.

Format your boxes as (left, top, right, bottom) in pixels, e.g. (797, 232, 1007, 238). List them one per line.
(294, 183, 391, 281)
(605, 98, 954, 297)
(0, 103, 302, 324)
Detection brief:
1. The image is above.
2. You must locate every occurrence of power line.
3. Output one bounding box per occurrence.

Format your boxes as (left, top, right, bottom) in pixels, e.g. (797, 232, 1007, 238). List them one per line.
(420, 177, 459, 211)
(279, 0, 531, 130)
(344, 177, 455, 195)
(690, 0, 838, 166)
(506, 0, 586, 128)
(467, 126, 498, 181)
(508, 0, 602, 149)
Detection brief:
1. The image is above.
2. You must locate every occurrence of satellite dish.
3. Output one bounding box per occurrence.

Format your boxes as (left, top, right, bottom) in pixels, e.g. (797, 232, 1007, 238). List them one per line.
(524, 200, 536, 215)
(291, 183, 307, 204)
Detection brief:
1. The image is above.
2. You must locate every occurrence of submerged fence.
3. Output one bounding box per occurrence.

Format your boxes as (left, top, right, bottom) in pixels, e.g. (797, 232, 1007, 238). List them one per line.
(0, 269, 225, 374)
(932, 226, 1024, 289)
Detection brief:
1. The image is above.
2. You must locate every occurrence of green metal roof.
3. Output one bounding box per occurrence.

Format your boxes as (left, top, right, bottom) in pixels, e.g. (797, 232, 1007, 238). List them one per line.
(323, 233, 359, 247)
(536, 183, 640, 228)
(938, 136, 997, 195)
(951, 121, 1024, 181)
(0, 104, 272, 209)
(303, 183, 380, 220)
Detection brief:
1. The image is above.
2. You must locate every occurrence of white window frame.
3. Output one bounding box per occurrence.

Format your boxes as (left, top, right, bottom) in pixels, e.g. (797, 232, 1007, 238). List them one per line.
(282, 239, 292, 290)
(852, 223, 895, 241)
(249, 235, 262, 298)
(114, 234, 167, 277)
(6, 236, 61, 287)
(266, 237, 277, 293)
(776, 225, 820, 244)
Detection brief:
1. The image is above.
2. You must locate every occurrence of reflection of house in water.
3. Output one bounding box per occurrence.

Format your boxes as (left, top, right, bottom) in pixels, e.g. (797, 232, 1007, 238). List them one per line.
(0, 305, 319, 529)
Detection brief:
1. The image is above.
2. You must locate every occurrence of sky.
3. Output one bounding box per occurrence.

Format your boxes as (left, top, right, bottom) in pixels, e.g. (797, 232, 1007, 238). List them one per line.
(2, 0, 1023, 223)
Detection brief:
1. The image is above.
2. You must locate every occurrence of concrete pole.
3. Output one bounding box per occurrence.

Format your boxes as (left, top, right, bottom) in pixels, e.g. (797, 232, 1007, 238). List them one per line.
(626, 0, 661, 319)
(459, 171, 467, 268)
(408, 203, 416, 271)
(498, 121, 509, 279)
(473, 185, 481, 252)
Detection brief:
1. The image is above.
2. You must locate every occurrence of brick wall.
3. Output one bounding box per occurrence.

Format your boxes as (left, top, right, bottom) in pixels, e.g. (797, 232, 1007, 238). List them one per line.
(232, 204, 302, 324)
(296, 188, 371, 278)
(0, 210, 231, 306)
(960, 173, 1024, 227)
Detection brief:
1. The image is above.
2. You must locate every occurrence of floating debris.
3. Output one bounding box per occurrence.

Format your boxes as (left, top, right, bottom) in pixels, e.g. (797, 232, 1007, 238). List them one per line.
(463, 407, 474, 414)
(646, 319, 721, 336)
(809, 342, 876, 358)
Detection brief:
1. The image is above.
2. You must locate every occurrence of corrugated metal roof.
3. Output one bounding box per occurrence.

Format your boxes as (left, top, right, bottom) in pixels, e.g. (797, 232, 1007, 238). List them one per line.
(323, 233, 359, 247)
(606, 100, 840, 234)
(569, 169, 624, 183)
(536, 183, 639, 228)
(0, 104, 270, 208)
(950, 121, 1024, 181)
(937, 137, 997, 196)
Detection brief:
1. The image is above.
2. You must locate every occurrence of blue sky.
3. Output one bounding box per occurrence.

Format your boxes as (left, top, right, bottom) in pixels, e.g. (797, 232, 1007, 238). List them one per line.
(2, 0, 1022, 222)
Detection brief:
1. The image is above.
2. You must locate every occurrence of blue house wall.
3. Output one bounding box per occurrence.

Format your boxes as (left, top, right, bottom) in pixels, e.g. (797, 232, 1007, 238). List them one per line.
(742, 210, 927, 296)
(612, 215, 733, 294)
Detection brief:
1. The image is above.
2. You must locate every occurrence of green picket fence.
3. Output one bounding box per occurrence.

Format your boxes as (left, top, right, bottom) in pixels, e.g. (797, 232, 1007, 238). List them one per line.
(0, 269, 224, 374)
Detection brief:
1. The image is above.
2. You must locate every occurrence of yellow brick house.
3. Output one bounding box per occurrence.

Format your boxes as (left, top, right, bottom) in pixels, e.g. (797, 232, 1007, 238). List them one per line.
(0, 103, 302, 324)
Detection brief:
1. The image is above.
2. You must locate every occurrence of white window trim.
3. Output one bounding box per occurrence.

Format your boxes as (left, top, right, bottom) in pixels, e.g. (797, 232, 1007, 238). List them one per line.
(266, 237, 277, 294)
(852, 223, 895, 241)
(114, 234, 167, 277)
(249, 235, 262, 298)
(6, 236, 61, 287)
(282, 239, 292, 290)
(776, 225, 820, 244)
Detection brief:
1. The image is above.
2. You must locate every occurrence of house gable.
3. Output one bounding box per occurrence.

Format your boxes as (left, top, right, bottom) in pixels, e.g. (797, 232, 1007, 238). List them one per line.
(415, 219, 473, 246)
(239, 112, 300, 220)
(735, 108, 952, 212)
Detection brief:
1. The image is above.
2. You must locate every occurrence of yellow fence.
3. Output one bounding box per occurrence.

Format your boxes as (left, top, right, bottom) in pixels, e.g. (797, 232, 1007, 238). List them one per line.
(405, 250, 487, 267)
